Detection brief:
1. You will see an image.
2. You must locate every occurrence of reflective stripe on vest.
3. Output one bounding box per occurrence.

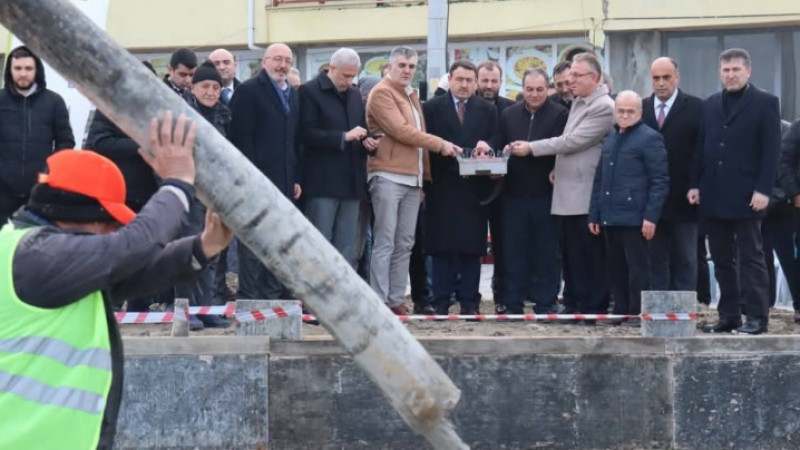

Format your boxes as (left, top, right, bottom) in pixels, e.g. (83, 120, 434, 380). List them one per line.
(0, 369, 105, 414)
(0, 336, 112, 371)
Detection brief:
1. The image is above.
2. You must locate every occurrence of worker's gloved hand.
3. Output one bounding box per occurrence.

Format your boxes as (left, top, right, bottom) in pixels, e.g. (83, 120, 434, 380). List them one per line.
(200, 209, 234, 259)
(139, 111, 197, 185)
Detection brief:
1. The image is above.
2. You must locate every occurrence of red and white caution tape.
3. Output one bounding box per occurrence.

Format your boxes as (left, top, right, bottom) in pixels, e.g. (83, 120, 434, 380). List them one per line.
(115, 302, 236, 324)
(116, 302, 697, 325)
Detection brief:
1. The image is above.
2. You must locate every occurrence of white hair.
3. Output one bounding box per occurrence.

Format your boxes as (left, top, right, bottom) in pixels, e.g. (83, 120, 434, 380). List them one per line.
(330, 48, 361, 68)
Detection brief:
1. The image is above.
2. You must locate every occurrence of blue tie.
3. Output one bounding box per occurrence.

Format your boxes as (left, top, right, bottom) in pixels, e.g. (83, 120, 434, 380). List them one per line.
(221, 87, 232, 106)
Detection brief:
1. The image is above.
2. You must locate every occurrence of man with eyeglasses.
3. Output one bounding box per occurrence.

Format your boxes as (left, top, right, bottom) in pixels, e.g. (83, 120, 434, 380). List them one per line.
(589, 91, 668, 326)
(229, 43, 302, 300)
(506, 52, 614, 319)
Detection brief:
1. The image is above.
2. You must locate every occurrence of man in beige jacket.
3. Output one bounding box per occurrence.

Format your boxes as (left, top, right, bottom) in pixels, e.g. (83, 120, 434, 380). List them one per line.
(507, 52, 614, 316)
(366, 46, 461, 315)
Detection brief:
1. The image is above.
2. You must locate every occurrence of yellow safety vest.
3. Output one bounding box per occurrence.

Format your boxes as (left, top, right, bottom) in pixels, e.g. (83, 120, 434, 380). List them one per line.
(0, 224, 113, 450)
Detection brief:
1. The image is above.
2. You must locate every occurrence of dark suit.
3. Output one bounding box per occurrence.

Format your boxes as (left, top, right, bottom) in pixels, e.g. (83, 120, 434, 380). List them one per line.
(499, 99, 568, 313)
(642, 90, 703, 291)
(548, 94, 572, 112)
(422, 93, 498, 312)
(486, 95, 516, 305)
(695, 84, 781, 325)
(298, 73, 368, 266)
(230, 69, 300, 300)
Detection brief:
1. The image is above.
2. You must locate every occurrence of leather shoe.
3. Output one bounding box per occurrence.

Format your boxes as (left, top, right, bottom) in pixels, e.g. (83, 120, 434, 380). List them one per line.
(413, 304, 436, 315)
(702, 319, 742, 334)
(735, 320, 767, 335)
(198, 315, 231, 329)
(189, 315, 205, 331)
(460, 305, 480, 316)
(390, 304, 409, 316)
(534, 303, 563, 315)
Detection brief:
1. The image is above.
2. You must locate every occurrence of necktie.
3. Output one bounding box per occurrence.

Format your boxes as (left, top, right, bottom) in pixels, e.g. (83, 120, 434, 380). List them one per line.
(221, 87, 232, 106)
(657, 103, 666, 129)
(457, 100, 465, 125)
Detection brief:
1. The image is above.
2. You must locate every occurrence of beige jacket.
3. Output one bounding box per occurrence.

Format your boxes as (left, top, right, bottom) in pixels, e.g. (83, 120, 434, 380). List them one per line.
(531, 85, 615, 215)
(366, 77, 444, 180)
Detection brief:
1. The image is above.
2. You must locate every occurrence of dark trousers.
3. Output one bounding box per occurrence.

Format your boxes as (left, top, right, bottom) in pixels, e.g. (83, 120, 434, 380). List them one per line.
(0, 191, 26, 225)
(764, 208, 800, 309)
(706, 218, 770, 323)
(431, 254, 481, 310)
(502, 196, 560, 312)
(561, 215, 608, 313)
(697, 230, 711, 304)
(605, 226, 651, 315)
(488, 200, 505, 304)
(174, 198, 219, 307)
(238, 243, 292, 299)
(649, 220, 698, 291)
(410, 203, 432, 305)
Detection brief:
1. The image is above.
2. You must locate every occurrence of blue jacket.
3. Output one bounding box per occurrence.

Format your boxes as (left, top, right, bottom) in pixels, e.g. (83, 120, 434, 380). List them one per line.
(589, 121, 669, 226)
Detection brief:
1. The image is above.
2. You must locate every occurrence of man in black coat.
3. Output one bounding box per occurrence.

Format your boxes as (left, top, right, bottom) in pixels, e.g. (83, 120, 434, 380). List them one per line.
(422, 60, 498, 315)
(209, 48, 241, 106)
(548, 61, 573, 112)
(230, 43, 301, 300)
(499, 68, 568, 314)
(299, 48, 378, 267)
(642, 57, 703, 292)
(163, 48, 197, 97)
(690, 48, 782, 335)
(777, 117, 800, 323)
(0, 46, 75, 225)
(589, 91, 669, 323)
(477, 61, 516, 307)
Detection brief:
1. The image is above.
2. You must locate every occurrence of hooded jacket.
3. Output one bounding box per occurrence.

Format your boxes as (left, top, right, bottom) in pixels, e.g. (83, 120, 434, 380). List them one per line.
(0, 46, 75, 197)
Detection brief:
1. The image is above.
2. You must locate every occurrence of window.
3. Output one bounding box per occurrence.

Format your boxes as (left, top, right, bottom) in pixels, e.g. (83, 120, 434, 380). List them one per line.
(665, 35, 720, 98)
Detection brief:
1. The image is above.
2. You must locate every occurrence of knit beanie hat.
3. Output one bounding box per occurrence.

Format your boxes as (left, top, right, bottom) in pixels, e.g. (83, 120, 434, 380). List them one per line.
(192, 60, 222, 85)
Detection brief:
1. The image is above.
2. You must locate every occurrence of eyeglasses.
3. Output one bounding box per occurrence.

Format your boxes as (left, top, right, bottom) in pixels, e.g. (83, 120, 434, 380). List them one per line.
(267, 56, 293, 65)
(570, 72, 594, 79)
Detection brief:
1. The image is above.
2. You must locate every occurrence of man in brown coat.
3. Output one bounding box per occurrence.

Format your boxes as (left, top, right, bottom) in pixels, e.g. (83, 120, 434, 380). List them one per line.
(365, 46, 461, 314)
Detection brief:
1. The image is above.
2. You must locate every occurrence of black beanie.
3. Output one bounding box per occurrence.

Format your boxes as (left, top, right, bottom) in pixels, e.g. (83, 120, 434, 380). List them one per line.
(27, 184, 116, 224)
(192, 60, 222, 85)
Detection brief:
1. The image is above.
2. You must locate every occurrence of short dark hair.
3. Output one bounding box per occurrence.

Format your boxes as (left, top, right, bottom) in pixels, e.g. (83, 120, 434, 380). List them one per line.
(719, 48, 751, 67)
(522, 67, 549, 87)
(572, 52, 603, 80)
(477, 61, 503, 79)
(8, 46, 35, 61)
(449, 60, 478, 78)
(169, 48, 198, 70)
(552, 61, 571, 76)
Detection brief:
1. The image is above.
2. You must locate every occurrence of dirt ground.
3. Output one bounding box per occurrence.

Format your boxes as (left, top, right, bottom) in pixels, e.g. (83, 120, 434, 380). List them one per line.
(119, 299, 799, 338)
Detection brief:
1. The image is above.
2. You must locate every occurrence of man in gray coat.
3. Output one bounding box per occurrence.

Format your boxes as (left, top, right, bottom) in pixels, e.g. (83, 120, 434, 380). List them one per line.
(507, 52, 615, 315)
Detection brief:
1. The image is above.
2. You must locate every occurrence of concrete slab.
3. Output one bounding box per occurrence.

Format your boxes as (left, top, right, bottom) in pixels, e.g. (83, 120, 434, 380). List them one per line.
(235, 299, 302, 340)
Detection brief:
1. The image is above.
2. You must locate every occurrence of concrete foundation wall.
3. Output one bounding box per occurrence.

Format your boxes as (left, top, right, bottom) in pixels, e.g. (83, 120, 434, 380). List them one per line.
(116, 337, 800, 449)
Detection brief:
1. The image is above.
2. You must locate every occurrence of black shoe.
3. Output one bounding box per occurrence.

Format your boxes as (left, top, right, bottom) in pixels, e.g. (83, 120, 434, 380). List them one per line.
(702, 319, 742, 334)
(598, 318, 624, 326)
(794, 311, 800, 325)
(460, 305, 480, 316)
(198, 315, 231, 329)
(413, 304, 436, 315)
(735, 320, 767, 335)
(501, 305, 524, 315)
(189, 315, 205, 331)
(434, 305, 451, 315)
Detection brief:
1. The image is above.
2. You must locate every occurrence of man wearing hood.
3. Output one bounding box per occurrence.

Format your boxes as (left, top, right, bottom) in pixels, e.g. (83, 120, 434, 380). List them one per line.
(0, 45, 75, 224)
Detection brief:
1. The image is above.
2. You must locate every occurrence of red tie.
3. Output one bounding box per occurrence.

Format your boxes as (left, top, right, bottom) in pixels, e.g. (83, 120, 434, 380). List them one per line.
(657, 103, 666, 129)
(457, 100, 465, 125)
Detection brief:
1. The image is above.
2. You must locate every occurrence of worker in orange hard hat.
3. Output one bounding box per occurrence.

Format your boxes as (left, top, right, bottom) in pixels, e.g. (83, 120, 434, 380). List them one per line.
(0, 112, 232, 450)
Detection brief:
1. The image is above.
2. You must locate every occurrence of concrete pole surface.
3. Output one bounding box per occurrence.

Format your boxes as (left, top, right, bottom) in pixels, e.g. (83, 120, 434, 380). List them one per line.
(170, 298, 190, 337)
(0, 1, 467, 448)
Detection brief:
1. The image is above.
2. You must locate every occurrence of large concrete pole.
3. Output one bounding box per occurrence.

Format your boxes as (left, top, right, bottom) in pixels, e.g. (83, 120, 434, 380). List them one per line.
(0, 1, 467, 448)
(426, 0, 449, 99)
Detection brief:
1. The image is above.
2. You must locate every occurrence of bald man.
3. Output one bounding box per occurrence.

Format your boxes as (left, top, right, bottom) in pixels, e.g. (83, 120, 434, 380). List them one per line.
(209, 48, 240, 105)
(229, 43, 301, 300)
(642, 57, 704, 293)
(589, 91, 668, 325)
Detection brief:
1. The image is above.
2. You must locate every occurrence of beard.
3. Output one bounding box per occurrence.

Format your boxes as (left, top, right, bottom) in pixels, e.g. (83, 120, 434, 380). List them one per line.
(13, 79, 34, 91)
(479, 88, 498, 101)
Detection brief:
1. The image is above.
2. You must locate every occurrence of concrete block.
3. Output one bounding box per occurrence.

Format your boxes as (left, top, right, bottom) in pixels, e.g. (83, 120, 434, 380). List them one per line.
(641, 290, 696, 337)
(674, 354, 800, 449)
(116, 338, 269, 449)
(235, 299, 302, 340)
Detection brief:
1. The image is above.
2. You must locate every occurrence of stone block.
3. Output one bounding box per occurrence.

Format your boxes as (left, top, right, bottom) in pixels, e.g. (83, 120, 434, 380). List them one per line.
(235, 299, 302, 340)
(642, 290, 697, 337)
